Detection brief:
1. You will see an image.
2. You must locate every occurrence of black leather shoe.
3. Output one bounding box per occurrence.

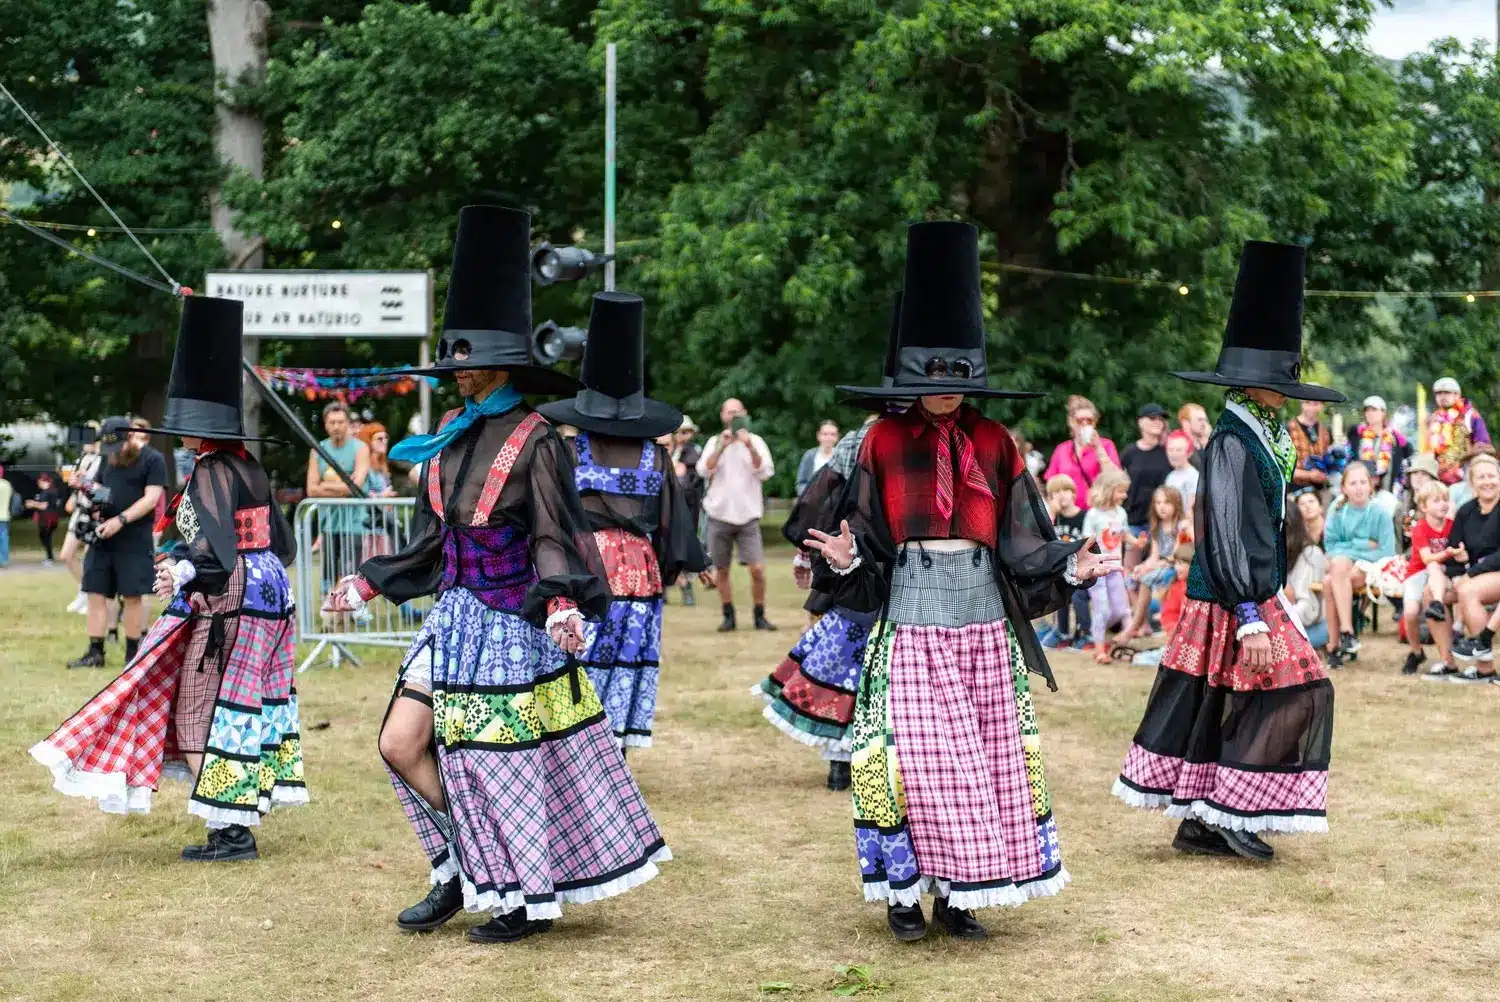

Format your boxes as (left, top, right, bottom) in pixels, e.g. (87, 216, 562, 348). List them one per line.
(467, 910, 554, 944)
(753, 606, 777, 631)
(396, 877, 464, 932)
(887, 902, 927, 942)
(181, 824, 259, 862)
(1171, 818, 1236, 857)
(826, 760, 851, 792)
(67, 649, 105, 669)
(933, 896, 988, 941)
(717, 606, 737, 632)
(1216, 825, 1275, 861)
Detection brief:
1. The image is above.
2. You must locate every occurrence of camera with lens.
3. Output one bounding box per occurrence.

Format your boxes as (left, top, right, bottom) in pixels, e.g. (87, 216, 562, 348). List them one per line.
(73, 482, 114, 545)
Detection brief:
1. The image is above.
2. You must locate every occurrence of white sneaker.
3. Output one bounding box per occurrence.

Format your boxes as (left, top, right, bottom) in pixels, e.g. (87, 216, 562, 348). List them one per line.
(65, 593, 86, 614)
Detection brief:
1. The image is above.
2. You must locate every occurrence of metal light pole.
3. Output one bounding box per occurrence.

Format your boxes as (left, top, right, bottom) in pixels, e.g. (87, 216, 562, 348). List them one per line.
(604, 42, 617, 292)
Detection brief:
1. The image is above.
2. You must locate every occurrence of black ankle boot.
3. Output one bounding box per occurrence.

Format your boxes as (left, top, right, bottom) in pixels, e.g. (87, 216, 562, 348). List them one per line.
(826, 760, 851, 791)
(125, 637, 141, 663)
(1171, 818, 1236, 857)
(753, 604, 777, 631)
(67, 639, 106, 670)
(887, 902, 927, 942)
(1215, 825, 1275, 861)
(181, 824, 259, 862)
(933, 896, 987, 940)
(468, 909, 554, 944)
(718, 604, 737, 632)
(396, 876, 464, 932)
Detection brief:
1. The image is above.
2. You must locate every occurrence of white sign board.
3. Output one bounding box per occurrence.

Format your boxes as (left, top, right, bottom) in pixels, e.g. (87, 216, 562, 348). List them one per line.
(202, 270, 431, 338)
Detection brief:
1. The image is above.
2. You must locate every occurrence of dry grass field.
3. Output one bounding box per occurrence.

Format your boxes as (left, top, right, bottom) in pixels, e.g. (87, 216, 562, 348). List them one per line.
(2, 543, 1499, 1001)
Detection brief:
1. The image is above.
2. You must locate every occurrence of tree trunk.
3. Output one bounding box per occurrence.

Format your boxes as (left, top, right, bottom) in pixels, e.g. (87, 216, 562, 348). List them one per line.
(207, 0, 269, 449)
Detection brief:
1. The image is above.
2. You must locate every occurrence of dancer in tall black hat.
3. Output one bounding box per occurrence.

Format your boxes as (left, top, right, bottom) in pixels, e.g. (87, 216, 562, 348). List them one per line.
(805, 221, 1111, 942)
(1112, 240, 1341, 860)
(755, 295, 908, 792)
(325, 206, 670, 944)
(32, 296, 306, 863)
(537, 291, 709, 750)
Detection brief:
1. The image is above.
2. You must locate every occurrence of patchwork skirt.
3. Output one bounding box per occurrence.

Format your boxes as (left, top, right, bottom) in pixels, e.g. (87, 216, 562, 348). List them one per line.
(851, 548, 1067, 911)
(582, 529, 665, 748)
(1112, 596, 1333, 833)
(387, 586, 670, 921)
(755, 605, 874, 763)
(31, 549, 306, 826)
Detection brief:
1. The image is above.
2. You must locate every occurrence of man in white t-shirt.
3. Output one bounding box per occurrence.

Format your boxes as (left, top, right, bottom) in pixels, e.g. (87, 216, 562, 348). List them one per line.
(696, 398, 776, 631)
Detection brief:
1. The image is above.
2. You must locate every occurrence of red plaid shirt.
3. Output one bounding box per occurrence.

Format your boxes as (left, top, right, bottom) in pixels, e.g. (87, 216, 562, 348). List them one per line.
(859, 405, 1019, 548)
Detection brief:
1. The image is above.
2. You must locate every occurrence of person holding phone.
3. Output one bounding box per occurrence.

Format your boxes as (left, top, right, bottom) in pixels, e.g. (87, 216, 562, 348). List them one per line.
(1112, 241, 1340, 863)
(1043, 395, 1120, 511)
(696, 398, 777, 631)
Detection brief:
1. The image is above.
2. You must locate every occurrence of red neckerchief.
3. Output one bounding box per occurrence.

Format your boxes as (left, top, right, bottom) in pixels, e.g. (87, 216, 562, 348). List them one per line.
(156, 440, 249, 534)
(913, 403, 992, 521)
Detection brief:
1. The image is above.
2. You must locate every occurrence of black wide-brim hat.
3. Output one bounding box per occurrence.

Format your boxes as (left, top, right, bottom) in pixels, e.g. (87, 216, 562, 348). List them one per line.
(392, 205, 581, 398)
(140, 296, 286, 444)
(839, 221, 1042, 401)
(1173, 240, 1346, 404)
(536, 291, 683, 439)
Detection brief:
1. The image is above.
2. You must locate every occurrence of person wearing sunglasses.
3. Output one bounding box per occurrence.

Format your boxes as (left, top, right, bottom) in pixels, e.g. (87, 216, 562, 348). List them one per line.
(1043, 395, 1120, 511)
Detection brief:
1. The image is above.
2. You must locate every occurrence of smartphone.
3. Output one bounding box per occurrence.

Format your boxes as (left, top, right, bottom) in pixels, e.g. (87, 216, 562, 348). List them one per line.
(730, 415, 749, 433)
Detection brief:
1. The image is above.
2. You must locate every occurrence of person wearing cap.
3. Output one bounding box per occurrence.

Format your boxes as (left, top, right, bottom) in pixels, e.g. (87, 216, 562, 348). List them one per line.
(31, 296, 306, 864)
(538, 292, 710, 752)
(805, 221, 1111, 943)
(669, 415, 705, 605)
(65, 414, 169, 669)
(1119, 403, 1172, 579)
(1348, 395, 1409, 497)
(1287, 398, 1334, 491)
(1398, 452, 1442, 550)
(1428, 377, 1491, 485)
(757, 296, 907, 794)
(1113, 241, 1340, 862)
(324, 206, 668, 945)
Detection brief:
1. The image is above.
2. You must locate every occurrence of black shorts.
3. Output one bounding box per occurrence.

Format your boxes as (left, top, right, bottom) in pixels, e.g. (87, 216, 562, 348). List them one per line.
(82, 541, 155, 598)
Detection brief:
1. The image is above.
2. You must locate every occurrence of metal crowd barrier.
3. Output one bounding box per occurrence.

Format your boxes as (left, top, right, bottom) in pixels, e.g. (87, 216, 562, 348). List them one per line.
(293, 497, 433, 672)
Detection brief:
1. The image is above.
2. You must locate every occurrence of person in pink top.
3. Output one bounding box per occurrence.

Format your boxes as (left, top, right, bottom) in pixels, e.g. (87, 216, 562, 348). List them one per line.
(1044, 394, 1120, 510)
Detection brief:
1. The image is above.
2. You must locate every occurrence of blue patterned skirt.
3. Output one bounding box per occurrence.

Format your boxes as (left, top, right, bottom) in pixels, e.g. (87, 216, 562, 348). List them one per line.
(580, 598, 663, 748)
(755, 605, 873, 762)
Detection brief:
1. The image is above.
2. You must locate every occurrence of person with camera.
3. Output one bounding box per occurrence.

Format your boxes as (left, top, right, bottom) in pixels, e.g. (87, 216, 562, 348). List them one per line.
(696, 397, 777, 631)
(66, 416, 168, 668)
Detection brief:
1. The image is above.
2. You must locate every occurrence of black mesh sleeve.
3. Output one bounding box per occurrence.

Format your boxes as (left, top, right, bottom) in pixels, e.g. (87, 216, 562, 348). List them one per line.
(521, 427, 612, 625)
(655, 443, 710, 583)
(182, 456, 241, 596)
(782, 462, 846, 548)
(361, 460, 445, 602)
(995, 470, 1084, 619)
(1198, 433, 1277, 608)
(809, 458, 895, 613)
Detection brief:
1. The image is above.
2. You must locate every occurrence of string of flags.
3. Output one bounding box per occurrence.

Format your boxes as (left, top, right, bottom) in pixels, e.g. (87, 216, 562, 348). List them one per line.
(254, 366, 429, 403)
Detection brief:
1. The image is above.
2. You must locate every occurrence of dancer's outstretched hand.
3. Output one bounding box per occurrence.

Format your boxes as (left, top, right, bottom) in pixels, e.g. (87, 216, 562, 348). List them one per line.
(1073, 536, 1115, 582)
(805, 520, 854, 570)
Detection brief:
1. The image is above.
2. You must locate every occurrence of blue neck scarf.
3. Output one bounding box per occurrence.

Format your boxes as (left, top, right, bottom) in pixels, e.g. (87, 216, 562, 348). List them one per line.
(389, 383, 523, 464)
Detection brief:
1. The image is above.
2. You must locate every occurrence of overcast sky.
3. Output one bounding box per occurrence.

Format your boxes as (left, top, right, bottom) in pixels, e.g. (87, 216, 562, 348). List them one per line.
(1368, 0, 1495, 58)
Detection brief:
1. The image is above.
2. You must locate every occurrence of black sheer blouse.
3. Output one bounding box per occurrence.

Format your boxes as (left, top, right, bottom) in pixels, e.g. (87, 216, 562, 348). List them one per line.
(180, 450, 296, 596)
(361, 406, 610, 625)
(574, 434, 710, 584)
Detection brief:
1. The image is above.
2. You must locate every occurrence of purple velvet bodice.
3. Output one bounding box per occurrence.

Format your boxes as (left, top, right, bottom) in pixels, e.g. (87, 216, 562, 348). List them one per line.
(440, 525, 537, 612)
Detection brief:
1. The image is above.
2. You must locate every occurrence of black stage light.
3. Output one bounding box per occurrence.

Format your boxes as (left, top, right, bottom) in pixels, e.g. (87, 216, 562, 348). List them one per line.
(530, 242, 614, 286)
(532, 320, 588, 364)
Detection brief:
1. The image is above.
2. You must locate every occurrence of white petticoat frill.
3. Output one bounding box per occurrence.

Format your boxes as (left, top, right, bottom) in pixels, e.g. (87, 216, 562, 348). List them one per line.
(862, 868, 1071, 911)
(620, 733, 653, 749)
(29, 740, 153, 815)
(187, 800, 263, 828)
(1164, 800, 1329, 835)
(462, 844, 673, 922)
(751, 685, 853, 756)
(1111, 777, 1173, 811)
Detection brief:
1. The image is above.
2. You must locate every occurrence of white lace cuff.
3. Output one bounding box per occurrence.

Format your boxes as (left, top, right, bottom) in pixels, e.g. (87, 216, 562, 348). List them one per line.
(1063, 551, 1081, 587)
(169, 559, 197, 591)
(828, 536, 862, 576)
(1235, 620, 1271, 640)
(545, 608, 584, 633)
